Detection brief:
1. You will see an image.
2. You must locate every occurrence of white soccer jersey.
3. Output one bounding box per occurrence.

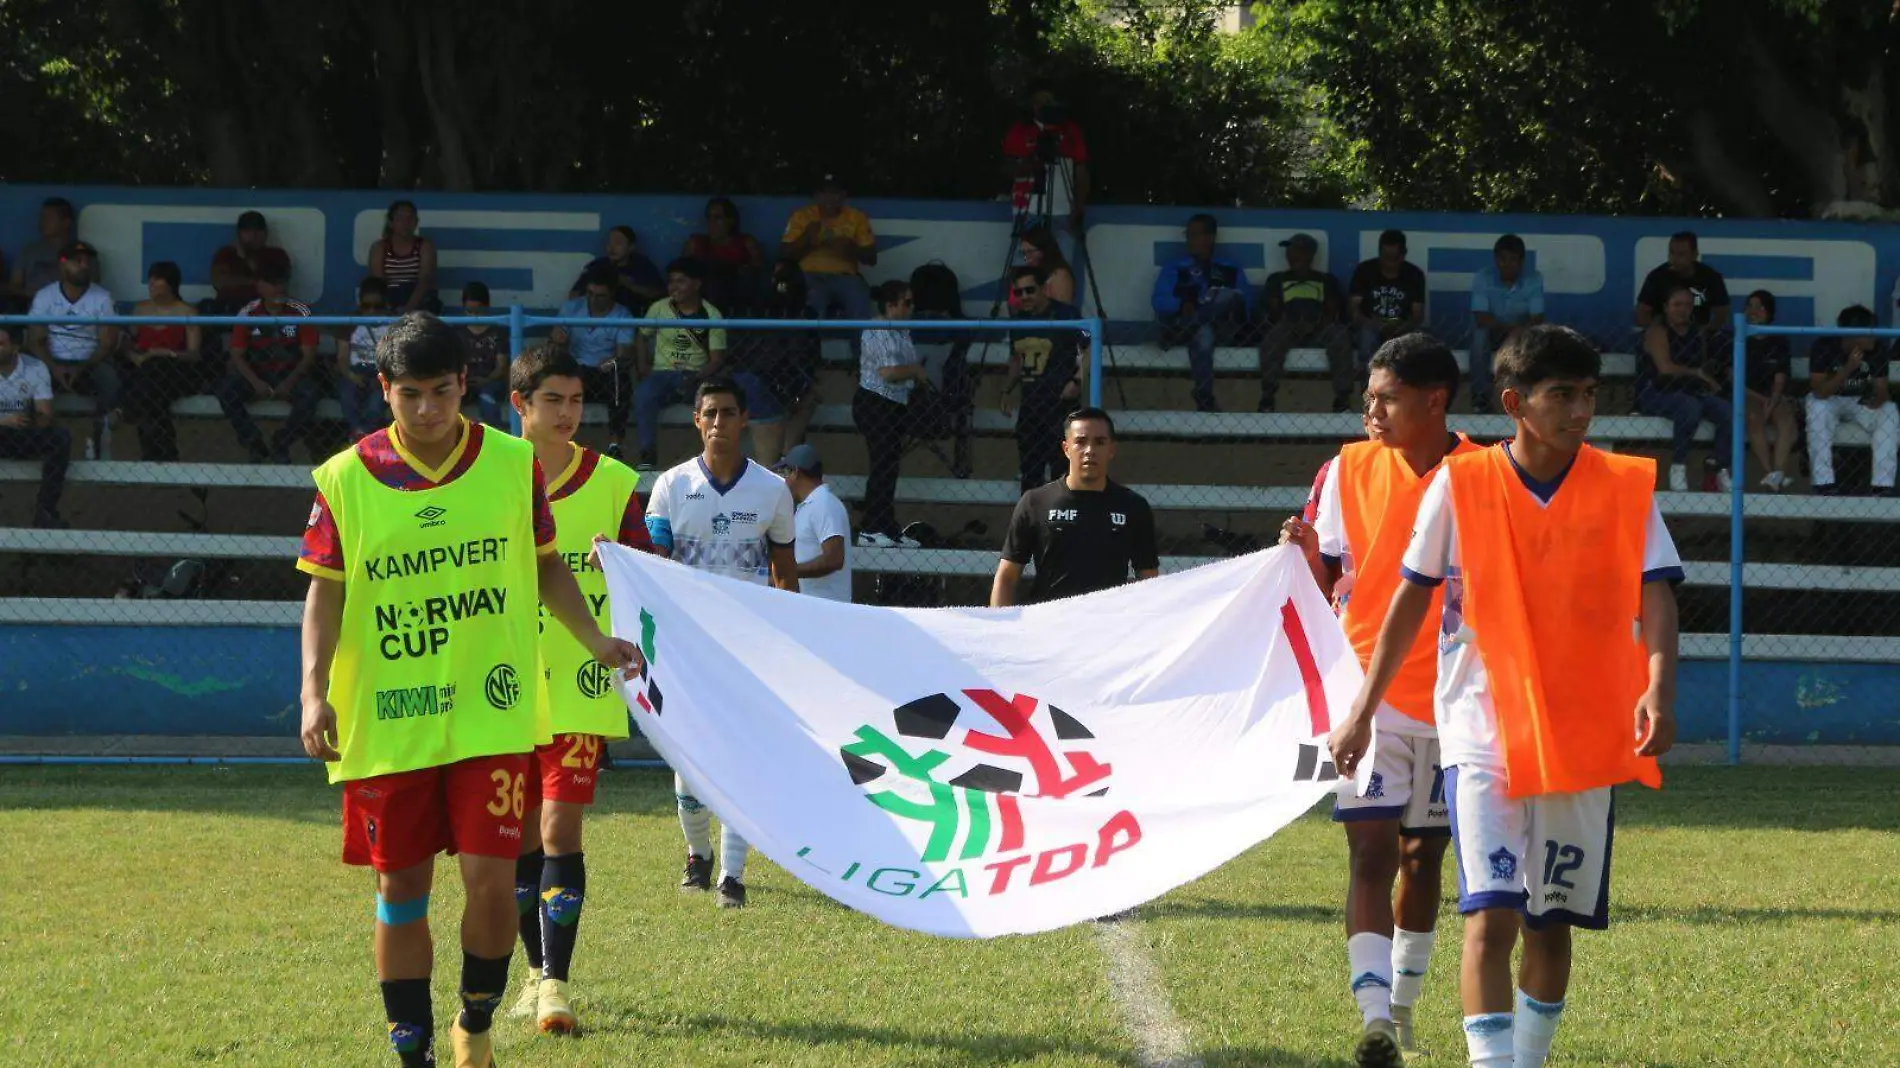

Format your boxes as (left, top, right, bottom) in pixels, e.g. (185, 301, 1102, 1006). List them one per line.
(1399, 450, 1684, 770)
(645, 457, 795, 586)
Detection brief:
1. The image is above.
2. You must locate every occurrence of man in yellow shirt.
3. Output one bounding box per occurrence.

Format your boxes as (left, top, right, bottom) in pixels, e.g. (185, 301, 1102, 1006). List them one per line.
(297, 313, 637, 1068)
(779, 173, 876, 323)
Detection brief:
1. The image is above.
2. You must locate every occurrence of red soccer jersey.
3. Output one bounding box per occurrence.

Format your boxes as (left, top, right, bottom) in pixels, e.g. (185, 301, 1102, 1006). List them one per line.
(298, 419, 556, 580)
(1002, 119, 1091, 163)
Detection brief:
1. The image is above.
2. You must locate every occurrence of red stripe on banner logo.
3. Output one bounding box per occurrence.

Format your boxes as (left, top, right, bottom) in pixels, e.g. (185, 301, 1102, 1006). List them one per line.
(1280, 598, 1331, 736)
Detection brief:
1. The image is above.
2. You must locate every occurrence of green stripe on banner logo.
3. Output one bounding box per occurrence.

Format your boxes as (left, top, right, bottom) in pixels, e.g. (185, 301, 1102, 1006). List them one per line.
(961, 787, 991, 861)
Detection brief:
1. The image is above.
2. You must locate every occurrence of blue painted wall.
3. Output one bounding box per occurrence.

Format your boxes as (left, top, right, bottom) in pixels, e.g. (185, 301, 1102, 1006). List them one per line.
(0, 624, 1891, 744)
(5, 184, 1899, 339)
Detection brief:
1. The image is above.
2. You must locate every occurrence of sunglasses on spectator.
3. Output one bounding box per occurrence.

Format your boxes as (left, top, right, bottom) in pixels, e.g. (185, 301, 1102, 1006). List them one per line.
(1013, 285, 1039, 296)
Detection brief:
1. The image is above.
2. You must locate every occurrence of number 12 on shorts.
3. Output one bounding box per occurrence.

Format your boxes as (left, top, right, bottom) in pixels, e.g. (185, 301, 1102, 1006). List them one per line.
(1542, 840, 1585, 889)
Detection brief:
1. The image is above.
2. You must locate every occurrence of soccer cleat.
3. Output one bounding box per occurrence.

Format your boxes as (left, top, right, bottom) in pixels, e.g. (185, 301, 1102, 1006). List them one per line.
(680, 853, 712, 891)
(506, 970, 542, 1019)
(1354, 1017, 1404, 1067)
(536, 978, 578, 1035)
(1390, 1003, 1415, 1052)
(716, 876, 748, 909)
(450, 1019, 498, 1068)
(1668, 464, 1688, 492)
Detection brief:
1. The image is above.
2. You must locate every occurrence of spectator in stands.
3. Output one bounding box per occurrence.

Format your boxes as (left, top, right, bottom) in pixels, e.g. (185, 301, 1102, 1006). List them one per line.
(1002, 79, 1091, 234)
(25, 241, 119, 459)
(1015, 225, 1075, 306)
(208, 210, 291, 311)
(1349, 229, 1427, 384)
(455, 281, 510, 429)
(1468, 233, 1545, 414)
(632, 259, 779, 469)
(684, 198, 765, 312)
(1806, 303, 1899, 496)
(574, 225, 666, 312)
(0, 324, 69, 528)
(737, 261, 822, 452)
(336, 277, 392, 441)
(1152, 213, 1252, 413)
(122, 262, 203, 462)
(216, 262, 322, 463)
(1638, 283, 1733, 492)
(552, 267, 637, 457)
(780, 174, 876, 323)
(1259, 232, 1351, 413)
(1635, 231, 1730, 332)
(1003, 266, 1083, 492)
(854, 280, 929, 549)
(366, 199, 438, 313)
(8, 197, 77, 306)
(1742, 290, 1797, 492)
(776, 442, 854, 601)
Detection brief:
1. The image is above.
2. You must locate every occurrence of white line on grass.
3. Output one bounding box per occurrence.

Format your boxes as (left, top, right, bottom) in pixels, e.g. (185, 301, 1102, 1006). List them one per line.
(1094, 918, 1204, 1068)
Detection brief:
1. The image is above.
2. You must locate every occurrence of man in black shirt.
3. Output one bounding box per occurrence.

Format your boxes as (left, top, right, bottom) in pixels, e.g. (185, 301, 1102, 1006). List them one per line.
(1002, 265, 1083, 492)
(992, 407, 1160, 606)
(1805, 304, 1898, 495)
(1348, 229, 1427, 383)
(1635, 231, 1731, 332)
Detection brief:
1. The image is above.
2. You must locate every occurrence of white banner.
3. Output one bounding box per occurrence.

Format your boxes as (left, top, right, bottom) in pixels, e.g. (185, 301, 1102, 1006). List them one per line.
(599, 544, 1367, 938)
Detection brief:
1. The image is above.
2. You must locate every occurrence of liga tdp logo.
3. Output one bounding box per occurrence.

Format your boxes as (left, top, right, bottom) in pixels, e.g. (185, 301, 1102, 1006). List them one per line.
(798, 689, 1142, 901)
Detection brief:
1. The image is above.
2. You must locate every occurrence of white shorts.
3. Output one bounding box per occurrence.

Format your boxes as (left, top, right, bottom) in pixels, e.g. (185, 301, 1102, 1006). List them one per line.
(1333, 717, 1450, 837)
(1446, 764, 1615, 930)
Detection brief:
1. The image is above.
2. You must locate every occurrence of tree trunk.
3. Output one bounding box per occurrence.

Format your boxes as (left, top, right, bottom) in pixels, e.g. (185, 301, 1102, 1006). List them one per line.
(1737, 26, 1844, 214)
(370, 12, 419, 188)
(1682, 108, 1777, 217)
(195, 108, 253, 188)
(413, 7, 475, 191)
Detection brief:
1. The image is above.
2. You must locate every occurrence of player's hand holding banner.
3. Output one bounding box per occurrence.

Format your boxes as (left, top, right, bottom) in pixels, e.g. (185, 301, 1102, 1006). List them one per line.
(598, 544, 1365, 938)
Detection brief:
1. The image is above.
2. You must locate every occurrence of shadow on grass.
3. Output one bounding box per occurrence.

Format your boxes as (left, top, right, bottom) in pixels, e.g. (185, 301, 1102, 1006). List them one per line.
(1619, 903, 1900, 925)
(1138, 901, 1340, 925)
(0, 765, 681, 822)
(586, 1009, 1146, 1066)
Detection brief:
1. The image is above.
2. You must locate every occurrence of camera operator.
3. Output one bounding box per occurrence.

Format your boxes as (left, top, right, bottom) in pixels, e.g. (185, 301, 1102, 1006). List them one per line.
(1002, 80, 1092, 234)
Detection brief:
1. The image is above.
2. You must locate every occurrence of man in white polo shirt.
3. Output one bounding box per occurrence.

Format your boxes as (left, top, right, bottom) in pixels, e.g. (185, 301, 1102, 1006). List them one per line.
(26, 241, 119, 458)
(775, 442, 852, 603)
(0, 324, 70, 528)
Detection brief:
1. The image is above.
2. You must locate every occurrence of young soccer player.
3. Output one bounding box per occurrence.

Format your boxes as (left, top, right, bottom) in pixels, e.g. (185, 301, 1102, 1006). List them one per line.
(297, 313, 637, 1068)
(1333, 325, 1680, 1068)
(644, 376, 799, 908)
(503, 346, 654, 1035)
(1282, 335, 1478, 1066)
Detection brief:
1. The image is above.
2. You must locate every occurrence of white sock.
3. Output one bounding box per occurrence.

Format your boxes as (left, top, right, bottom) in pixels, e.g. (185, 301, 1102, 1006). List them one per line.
(1462, 1012, 1513, 1067)
(675, 777, 712, 858)
(1514, 989, 1566, 1068)
(720, 824, 750, 883)
(1391, 927, 1436, 1009)
(1347, 931, 1394, 1025)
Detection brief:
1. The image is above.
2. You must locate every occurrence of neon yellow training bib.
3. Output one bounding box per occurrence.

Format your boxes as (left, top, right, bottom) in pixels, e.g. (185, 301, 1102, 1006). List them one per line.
(314, 430, 550, 783)
(542, 447, 639, 739)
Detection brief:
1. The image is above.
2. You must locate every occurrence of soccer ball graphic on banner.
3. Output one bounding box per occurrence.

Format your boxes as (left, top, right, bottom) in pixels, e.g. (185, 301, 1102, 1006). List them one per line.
(838, 689, 1116, 865)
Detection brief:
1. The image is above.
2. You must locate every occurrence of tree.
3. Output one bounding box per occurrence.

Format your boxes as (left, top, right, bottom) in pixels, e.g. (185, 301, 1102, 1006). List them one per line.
(1260, 0, 1900, 218)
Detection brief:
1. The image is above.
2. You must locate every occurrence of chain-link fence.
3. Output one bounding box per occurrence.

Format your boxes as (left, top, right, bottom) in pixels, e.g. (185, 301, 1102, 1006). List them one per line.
(1, 301, 1894, 761)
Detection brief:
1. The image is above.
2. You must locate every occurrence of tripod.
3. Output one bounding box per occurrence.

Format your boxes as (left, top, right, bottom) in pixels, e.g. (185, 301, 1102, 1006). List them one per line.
(976, 150, 1125, 407)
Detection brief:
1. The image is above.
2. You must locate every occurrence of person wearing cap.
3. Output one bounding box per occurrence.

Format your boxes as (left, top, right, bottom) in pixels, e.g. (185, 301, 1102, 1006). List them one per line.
(1151, 213, 1252, 412)
(775, 443, 854, 603)
(8, 197, 79, 304)
(25, 240, 120, 458)
(215, 261, 322, 463)
(210, 210, 293, 309)
(779, 175, 876, 325)
(1468, 233, 1545, 414)
(1349, 229, 1428, 385)
(1260, 232, 1352, 413)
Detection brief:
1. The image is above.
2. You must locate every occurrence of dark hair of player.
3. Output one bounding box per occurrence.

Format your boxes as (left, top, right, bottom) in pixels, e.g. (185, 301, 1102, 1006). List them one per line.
(1369, 332, 1461, 400)
(694, 374, 747, 413)
(1494, 324, 1601, 394)
(376, 311, 467, 381)
(509, 345, 584, 397)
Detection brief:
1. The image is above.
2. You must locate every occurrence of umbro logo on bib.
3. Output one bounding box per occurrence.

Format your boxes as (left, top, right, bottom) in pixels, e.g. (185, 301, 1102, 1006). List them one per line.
(415, 505, 447, 529)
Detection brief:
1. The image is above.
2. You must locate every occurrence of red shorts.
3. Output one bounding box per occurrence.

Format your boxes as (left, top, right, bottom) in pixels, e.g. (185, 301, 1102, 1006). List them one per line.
(530, 733, 605, 807)
(341, 753, 531, 872)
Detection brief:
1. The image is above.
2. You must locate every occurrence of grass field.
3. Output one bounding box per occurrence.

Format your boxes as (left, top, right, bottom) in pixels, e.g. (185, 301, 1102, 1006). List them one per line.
(0, 765, 1894, 1067)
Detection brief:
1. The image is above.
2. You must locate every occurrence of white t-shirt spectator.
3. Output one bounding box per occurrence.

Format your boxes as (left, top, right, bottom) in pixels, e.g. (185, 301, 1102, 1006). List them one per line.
(29, 282, 115, 364)
(643, 456, 795, 587)
(556, 298, 635, 368)
(0, 355, 54, 419)
(793, 482, 853, 602)
(860, 326, 921, 404)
